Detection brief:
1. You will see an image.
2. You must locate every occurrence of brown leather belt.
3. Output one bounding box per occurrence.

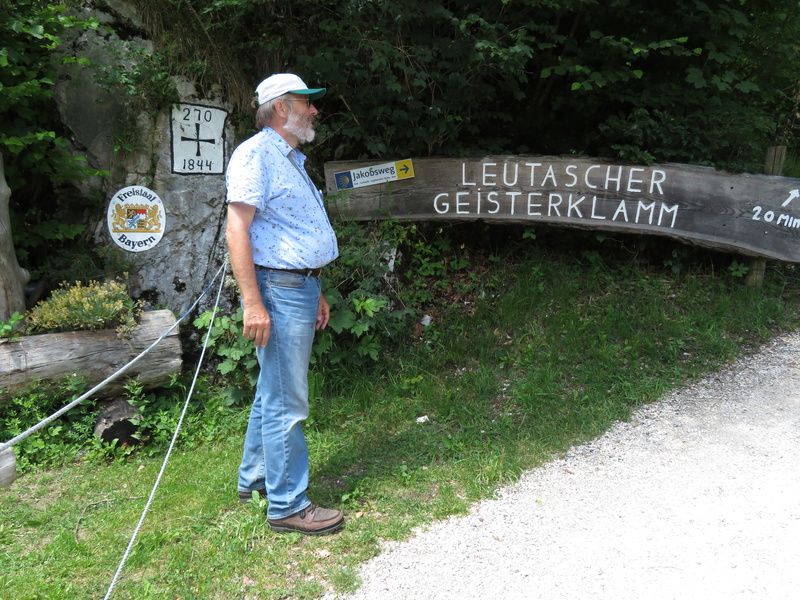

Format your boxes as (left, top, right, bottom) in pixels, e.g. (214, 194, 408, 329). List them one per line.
(255, 265, 322, 278)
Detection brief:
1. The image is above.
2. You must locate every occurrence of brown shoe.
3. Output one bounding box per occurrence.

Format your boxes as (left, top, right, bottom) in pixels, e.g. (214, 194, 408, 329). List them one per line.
(268, 504, 344, 536)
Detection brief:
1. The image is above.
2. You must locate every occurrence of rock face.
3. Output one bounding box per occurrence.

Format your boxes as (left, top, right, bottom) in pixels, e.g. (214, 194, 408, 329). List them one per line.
(53, 1, 236, 317)
(111, 92, 233, 317)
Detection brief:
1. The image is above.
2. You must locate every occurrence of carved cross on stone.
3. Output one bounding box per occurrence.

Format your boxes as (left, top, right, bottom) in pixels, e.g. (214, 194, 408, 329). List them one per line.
(170, 103, 229, 175)
(181, 122, 216, 157)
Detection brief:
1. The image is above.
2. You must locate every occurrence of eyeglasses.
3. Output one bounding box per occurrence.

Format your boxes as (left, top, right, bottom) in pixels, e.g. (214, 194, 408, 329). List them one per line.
(283, 97, 313, 107)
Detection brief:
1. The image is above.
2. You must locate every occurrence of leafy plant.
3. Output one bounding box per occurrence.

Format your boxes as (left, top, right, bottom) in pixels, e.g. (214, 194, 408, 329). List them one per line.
(0, 2, 101, 190)
(0, 312, 24, 341)
(92, 41, 179, 113)
(26, 278, 142, 336)
(192, 307, 258, 406)
(314, 219, 417, 368)
(124, 378, 187, 452)
(0, 375, 96, 472)
(728, 260, 750, 278)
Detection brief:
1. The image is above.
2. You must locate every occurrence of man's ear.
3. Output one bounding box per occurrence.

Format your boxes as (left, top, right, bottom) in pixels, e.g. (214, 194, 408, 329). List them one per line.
(274, 99, 290, 120)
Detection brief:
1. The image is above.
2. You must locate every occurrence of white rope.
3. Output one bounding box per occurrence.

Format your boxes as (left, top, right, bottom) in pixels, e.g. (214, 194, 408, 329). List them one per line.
(103, 262, 227, 600)
(0, 263, 226, 455)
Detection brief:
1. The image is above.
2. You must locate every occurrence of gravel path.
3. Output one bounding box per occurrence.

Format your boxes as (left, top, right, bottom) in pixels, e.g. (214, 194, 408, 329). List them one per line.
(329, 331, 800, 600)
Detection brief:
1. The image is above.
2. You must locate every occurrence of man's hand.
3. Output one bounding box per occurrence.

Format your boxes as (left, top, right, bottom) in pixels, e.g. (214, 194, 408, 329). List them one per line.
(316, 293, 330, 330)
(243, 304, 271, 347)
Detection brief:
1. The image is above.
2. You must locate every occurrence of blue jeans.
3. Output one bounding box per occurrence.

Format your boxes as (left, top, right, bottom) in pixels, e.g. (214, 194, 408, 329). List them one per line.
(237, 269, 320, 519)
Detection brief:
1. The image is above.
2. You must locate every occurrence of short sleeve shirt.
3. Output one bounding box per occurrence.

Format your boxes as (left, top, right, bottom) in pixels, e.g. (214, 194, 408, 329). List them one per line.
(225, 127, 339, 269)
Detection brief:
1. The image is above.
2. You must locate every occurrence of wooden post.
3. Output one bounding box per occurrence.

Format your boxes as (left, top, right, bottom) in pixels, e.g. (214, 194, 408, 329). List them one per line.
(745, 146, 788, 287)
(764, 146, 787, 174)
(0, 447, 17, 489)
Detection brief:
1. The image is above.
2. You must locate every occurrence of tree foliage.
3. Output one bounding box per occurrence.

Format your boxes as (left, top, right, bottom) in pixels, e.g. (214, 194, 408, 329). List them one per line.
(0, 1, 103, 281)
(133, 0, 799, 173)
(1, 0, 798, 286)
(0, 1, 98, 190)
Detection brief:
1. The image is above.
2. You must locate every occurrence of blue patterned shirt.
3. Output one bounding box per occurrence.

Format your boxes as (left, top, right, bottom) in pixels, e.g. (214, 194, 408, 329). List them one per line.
(225, 127, 338, 269)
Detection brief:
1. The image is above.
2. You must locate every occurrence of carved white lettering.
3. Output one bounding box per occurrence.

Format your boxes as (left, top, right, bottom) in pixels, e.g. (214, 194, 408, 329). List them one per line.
(528, 192, 543, 215)
(486, 191, 501, 214)
(461, 162, 476, 186)
(659, 204, 679, 228)
(627, 168, 644, 193)
(434, 192, 450, 213)
(565, 164, 579, 187)
(503, 163, 519, 187)
(650, 170, 666, 194)
(525, 162, 542, 186)
(456, 191, 470, 214)
(636, 201, 656, 225)
(612, 199, 629, 222)
(432, 161, 680, 230)
(567, 194, 585, 218)
(591, 196, 606, 220)
(548, 193, 563, 217)
(584, 165, 600, 189)
(482, 162, 497, 186)
(542, 164, 557, 187)
(605, 166, 623, 191)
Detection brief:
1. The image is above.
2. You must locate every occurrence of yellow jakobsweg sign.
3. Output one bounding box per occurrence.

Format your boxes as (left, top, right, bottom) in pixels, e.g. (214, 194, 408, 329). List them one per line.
(333, 159, 415, 191)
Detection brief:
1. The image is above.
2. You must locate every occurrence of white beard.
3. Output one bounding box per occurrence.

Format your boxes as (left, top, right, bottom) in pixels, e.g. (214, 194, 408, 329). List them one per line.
(285, 107, 316, 144)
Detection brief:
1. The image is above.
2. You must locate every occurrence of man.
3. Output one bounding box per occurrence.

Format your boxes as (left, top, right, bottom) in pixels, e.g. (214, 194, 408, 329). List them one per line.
(225, 73, 343, 536)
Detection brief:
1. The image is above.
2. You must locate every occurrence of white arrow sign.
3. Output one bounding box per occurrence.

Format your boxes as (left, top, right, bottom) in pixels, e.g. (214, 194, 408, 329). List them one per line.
(781, 189, 799, 207)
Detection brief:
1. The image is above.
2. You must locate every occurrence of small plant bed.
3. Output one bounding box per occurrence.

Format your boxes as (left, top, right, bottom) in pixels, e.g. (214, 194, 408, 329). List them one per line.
(0, 278, 180, 402)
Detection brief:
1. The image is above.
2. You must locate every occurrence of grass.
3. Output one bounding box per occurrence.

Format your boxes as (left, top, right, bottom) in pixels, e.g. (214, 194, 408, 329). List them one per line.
(2, 237, 799, 599)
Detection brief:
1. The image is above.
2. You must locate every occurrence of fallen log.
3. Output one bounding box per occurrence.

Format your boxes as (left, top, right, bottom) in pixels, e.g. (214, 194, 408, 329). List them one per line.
(0, 309, 182, 401)
(93, 397, 141, 445)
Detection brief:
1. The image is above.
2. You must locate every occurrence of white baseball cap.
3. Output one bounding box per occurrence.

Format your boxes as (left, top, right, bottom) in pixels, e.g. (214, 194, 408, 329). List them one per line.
(255, 73, 326, 106)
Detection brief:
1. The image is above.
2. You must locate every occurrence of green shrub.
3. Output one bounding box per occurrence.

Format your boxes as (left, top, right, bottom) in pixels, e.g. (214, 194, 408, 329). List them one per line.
(315, 219, 415, 368)
(0, 376, 99, 473)
(195, 220, 418, 399)
(0, 374, 229, 472)
(26, 279, 142, 336)
(196, 221, 511, 397)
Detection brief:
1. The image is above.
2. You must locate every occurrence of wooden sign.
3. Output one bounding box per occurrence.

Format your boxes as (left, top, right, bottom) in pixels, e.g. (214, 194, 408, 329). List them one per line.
(324, 156, 800, 263)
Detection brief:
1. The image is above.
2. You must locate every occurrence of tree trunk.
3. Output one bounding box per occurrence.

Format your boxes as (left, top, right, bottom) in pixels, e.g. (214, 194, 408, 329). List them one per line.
(0, 310, 182, 401)
(0, 154, 30, 321)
